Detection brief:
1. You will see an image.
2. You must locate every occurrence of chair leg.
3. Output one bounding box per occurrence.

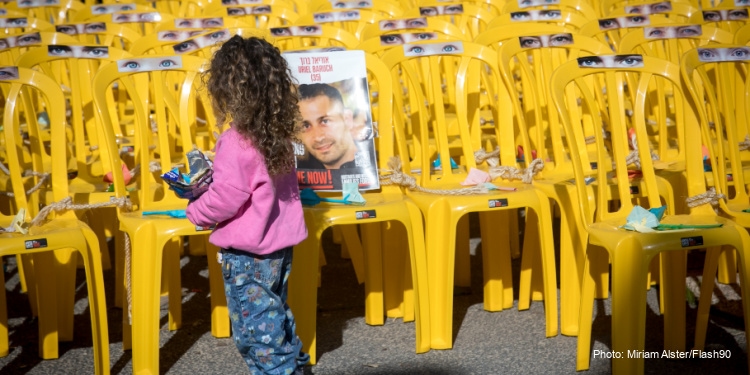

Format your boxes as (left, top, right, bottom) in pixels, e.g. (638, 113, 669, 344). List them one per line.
(164, 238, 182, 331)
(20, 254, 38, 317)
(660, 251, 686, 352)
(35, 252, 59, 359)
(79, 229, 111, 375)
(340, 225, 365, 284)
(479, 211, 513, 312)
(454, 215, 471, 288)
(130, 226, 165, 374)
(114, 230, 125, 309)
(383, 221, 407, 319)
(55, 249, 77, 342)
(717, 248, 737, 285)
(576, 248, 597, 371)
(361, 222, 384, 326)
(694, 247, 722, 351)
(206, 239, 230, 338)
(0, 261, 7, 357)
(15, 254, 27, 293)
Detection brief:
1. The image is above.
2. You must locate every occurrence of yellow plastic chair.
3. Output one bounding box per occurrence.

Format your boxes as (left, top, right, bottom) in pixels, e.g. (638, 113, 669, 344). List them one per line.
(91, 54, 230, 374)
(0, 31, 78, 65)
(402, 2, 495, 40)
(295, 8, 383, 39)
(69, 2, 155, 23)
(381, 40, 559, 349)
(287, 51, 431, 364)
(200, 0, 301, 17)
(605, 1, 699, 23)
(0, 16, 52, 34)
(488, 8, 591, 32)
(580, 12, 662, 52)
(502, 0, 598, 20)
(496, 33, 614, 336)
(44, 21, 143, 51)
(204, 3, 300, 28)
(130, 27, 270, 56)
(86, 11, 175, 37)
(2, 0, 85, 24)
(360, 15, 465, 41)
(689, 5, 750, 34)
(0, 66, 109, 374)
(549, 54, 750, 374)
(681, 45, 750, 353)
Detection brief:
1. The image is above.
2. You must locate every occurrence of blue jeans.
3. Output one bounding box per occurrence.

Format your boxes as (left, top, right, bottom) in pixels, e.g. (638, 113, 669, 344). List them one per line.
(220, 247, 309, 374)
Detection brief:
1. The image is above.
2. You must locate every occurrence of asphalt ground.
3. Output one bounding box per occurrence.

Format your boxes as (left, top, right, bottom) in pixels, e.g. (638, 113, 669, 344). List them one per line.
(1, 214, 748, 374)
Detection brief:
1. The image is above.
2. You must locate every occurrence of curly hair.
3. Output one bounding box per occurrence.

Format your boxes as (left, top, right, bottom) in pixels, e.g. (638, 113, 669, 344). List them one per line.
(204, 35, 299, 176)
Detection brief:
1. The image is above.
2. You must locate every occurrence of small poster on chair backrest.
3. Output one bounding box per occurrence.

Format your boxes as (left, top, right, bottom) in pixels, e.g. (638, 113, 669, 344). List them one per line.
(282, 50, 379, 191)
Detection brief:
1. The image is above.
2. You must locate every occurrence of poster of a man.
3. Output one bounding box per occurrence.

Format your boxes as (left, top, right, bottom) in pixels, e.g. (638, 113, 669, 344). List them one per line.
(283, 50, 379, 191)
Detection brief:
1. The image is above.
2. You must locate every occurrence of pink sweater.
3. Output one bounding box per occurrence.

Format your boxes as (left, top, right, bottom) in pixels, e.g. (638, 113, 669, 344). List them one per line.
(186, 127, 307, 255)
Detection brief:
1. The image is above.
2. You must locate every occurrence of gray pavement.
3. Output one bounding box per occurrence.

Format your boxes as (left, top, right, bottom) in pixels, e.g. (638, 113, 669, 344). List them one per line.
(1, 215, 748, 374)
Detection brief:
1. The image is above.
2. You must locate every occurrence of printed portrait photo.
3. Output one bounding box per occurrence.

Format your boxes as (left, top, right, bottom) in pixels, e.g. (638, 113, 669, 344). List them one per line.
(519, 33, 574, 48)
(270, 25, 322, 37)
(16, 0, 59, 8)
(55, 22, 106, 35)
(697, 47, 750, 62)
(157, 29, 206, 41)
(112, 12, 161, 23)
(0, 17, 28, 28)
(643, 25, 702, 39)
(313, 10, 361, 23)
(226, 5, 271, 16)
(0, 66, 19, 80)
(175, 17, 224, 28)
(510, 9, 562, 22)
(624, 1, 672, 15)
(380, 32, 438, 45)
(598, 15, 650, 30)
(331, 0, 372, 8)
(117, 55, 183, 73)
(220, 0, 261, 4)
(419, 4, 464, 16)
(702, 8, 749, 22)
(92, 4, 135, 15)
(517, 0, 560, 8)
(0, 32, 41, 50)
(577, 54, 644, 68)
(172, 29, 231, 54)
(48, 45, 109, 58)
(403, 40, 463, 56)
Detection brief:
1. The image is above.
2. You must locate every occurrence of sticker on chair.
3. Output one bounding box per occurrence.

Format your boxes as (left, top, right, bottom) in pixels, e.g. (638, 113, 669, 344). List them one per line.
(48, 45, 109, 58)
(330, 0, 372, 9)
(737, 0, 750, 5)
(488, 199, 509, 208)
(355, 210, 376, 219)
(419, 4, 463, 16)
(519, 33, 573, 48)
(379, 17, 427, 31)
(577, 54, 644, 68)
(643, 25, 702, 39)
(117, 55, 183, 72)
(598, 15, 650, 30)
(56, 22, 107, 35)
(226, 5, 271, 16)
(0, 17, 27, 28)
(313, 10, 361, 23)
(0, 32, 40, 50)
(92, 3, 136, 15)
(702, 8, 748, 22)
(510, 9, 562, 22)
(403, 41, 463, 56)
(624, 1, 672, 15)
(681, 236, 703, 247)
(697, 47, 750, 62)
(172, 29, 230, 54)
(270, 25, 322, 37)
(0, 66, 18, 80)
(380, 32, 437, 46)
(158, 29, 205, 41)
(112, 12, 161, 23)
(517, 0, 560, 8)
(25, 238, 48, 249)
(175, 17, 224, 28)
(283, 50, 380, 191)
(16, 0, 59, 8)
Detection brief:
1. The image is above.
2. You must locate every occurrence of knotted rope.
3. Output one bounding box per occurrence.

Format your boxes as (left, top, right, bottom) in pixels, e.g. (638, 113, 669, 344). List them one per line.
(379, 157, 490, 195)
(685, 187, 725, 209)
(739, 135, 750, 151)
(488, 158, 544, 184)
(0, 171, 50, 197)
(474, 148, 499, 167)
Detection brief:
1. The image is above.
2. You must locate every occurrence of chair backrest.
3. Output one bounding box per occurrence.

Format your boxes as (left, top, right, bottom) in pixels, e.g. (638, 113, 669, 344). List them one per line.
(604, 1, 699, 23)
(689, 5, 750, 34)
(580, 12, 660, 51)
(357, 32, 466, 56)
(16, 44, 132, 184)
(681, 45, 750, 208)
(360, 15, 465, 41)
(45, 21, 142, 51)
(309, 0, 405, 18)
(549, 54, 712, 226)
(91, 54, 215, 212)
(403, 2, 496, 40)
(70, 3, 156, 22)
(502, 0, 598, 20)
(497, 33, 613, 176)
(488, 7, 591, 31)
(0, 66, 74, 217)
(0, 31, 78, 65)
(380, 40, 516, 186)
(733, 22, 750, 44)
(474, 23, 579, 51)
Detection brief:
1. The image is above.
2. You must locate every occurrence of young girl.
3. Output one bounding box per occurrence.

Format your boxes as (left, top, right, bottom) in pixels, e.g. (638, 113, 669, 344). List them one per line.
(186, 35, 309, 375)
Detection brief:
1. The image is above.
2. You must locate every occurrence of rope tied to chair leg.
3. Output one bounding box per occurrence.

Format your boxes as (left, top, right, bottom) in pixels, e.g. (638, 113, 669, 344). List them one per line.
(379, 157, 490, 195)
(0, 171, 51, 197)
(488, 158, 544, 184)
(739, 135, 750, 151)
(686, 187, 725, 210)
(474, 148, 500, 167)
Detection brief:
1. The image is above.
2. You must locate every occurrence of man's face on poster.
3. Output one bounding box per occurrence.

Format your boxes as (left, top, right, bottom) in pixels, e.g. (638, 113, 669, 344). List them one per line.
(298, 94, 356, 169)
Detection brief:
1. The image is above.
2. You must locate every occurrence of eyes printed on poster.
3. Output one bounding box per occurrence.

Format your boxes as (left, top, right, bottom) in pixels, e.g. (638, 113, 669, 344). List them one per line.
(0, 17, 28, 27)
(112, 12, 161, 23)
(510, 9, 562, 22)
(577, 54, 644, 68)
(697, 47, 750, 62)
(284, 46, 347, 53)
(735, 0, 750, 5)
(380, 32, 437, 45)
(220, 0, 261, 4)
(55, 22, 106, 35)
(47, 45, 109, 58)
(518, 33, 574, 48)
(419, 4, 464, 16)
(517, 0, 560, 8)
(92, 3, 135, 14)
(0, 9, 6, 15)
(624, 1, 672, 15)
(175, 17, 224, 28)
(269, 25, 323, 37)
(16, 0, 59, 8)
(313, 10, 361, 23)
(117, 55, 183, 73)
(379, 17, 428, 30)
(643, 25, 702, 39)
(157, 29, 206, 41)
(330, 0, 372, 8)
(0, 32, 40, 50)
(702, 8, 749, 22)
(226, 5, 271, 16)
(598, 15, 650, 30)
(172, 29, 230, 54)
(403, 41, 463, 56)
(0, 66, 19, 80)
